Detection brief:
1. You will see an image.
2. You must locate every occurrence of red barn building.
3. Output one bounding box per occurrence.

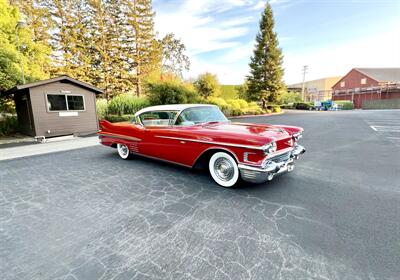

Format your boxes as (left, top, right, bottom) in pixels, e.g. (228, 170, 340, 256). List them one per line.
(332, 68, 400, 109)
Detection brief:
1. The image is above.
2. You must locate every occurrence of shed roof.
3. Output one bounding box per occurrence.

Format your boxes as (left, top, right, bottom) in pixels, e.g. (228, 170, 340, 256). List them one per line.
(2, 75, 103, 96)
(354, 68, 400, 83)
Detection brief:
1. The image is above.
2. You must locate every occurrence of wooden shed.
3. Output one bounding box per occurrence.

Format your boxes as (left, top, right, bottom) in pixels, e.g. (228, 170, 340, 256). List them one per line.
(2, 76, 103, 138)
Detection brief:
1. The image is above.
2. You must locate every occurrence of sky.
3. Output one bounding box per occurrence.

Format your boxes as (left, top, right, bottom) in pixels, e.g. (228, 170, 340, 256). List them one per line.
(153, 0, 400, 85)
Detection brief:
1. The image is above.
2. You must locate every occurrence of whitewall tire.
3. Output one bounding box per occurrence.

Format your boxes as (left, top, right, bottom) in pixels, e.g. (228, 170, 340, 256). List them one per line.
(209, 152, 239, 187)
(117, 143, 132, 160)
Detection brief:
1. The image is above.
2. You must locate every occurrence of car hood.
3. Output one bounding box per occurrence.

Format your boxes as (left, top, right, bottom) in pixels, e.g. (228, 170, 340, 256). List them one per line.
(174, 122, 294, 149)
(162, 122, 300, 148)
(203, 122, 290, 138)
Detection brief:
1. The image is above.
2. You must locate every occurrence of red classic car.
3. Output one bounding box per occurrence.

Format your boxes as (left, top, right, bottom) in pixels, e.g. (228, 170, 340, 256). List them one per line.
(98, 104, 305, 187)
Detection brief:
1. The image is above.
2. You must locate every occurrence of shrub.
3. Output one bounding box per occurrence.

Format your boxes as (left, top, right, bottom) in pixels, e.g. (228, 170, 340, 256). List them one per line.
(107, 94, 149, 116)
(0, 115, 18, 136)
(226, 99, 242, 116)
(334, 100, 354, 110)
(146, 81, 200, 105)
(105, 114, 135, 123)
(194, 72, 221, 98)
(207, 98, 263, 116)
(295, 102, 314, 110)
(96, 98, 108, 120)
(246, 101, 264, 115)
(266, 104, 282, 113)
(207, 96, 228, 108)
(220, 85, 237, 99)
(234, 82, 249, 100)
(278, 91, 302, 105)
(280, 104, 295, 109)
(207, 97, 234, 115)
(273, 106, 281, 113)
(0, 97, 16, 114)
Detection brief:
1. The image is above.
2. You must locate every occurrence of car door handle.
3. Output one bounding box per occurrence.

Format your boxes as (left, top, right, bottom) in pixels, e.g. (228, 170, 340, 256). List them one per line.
(180, 141, 186, 144)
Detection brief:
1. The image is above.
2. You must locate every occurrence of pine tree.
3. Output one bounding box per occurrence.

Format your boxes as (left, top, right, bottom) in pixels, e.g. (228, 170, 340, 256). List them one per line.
(67, 0, 93, 83)
(45, 0, 73, 76)
(106, 1, 134, 96)
(86, 0, 114, 100)
(46, 0, 93, 82)
(125, 0, 160, 96)
(247, 3, 285, 107)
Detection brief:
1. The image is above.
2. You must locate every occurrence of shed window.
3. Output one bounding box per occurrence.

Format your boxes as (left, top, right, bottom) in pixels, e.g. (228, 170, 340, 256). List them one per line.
(67, 95, 84, 110)
(47, 94, 67, 111)
(47, 94, 85, 111)
(361, 78, 367, 85)
(340, 81, 345, 87)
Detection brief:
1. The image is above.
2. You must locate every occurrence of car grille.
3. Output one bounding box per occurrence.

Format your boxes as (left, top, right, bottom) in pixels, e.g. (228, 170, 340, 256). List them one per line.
(269, 151, 291, 163)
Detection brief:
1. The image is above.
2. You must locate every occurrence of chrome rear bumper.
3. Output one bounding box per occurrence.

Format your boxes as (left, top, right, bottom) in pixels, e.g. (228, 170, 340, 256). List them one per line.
(238, 145, 306, 184)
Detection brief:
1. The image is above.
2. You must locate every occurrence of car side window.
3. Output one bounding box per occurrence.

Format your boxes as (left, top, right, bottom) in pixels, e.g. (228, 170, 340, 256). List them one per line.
(139, 111, 177, 127)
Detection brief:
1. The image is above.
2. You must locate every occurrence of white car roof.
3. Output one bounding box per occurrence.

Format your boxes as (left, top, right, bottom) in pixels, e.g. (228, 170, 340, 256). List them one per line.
(134, 104, 217, 117)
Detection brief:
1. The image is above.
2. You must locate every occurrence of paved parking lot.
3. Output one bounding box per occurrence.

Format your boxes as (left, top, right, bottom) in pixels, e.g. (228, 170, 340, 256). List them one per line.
(1, 110, 399, 280)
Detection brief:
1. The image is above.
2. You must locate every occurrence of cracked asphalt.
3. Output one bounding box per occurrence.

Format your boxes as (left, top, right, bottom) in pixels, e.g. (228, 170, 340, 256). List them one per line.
(1, 110, 399, 280)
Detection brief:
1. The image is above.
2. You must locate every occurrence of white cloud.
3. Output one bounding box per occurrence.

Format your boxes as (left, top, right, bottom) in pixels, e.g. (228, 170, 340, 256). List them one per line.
(221, 41, 254, 63)
(221, 16, 254, 28)
(155, 1, 399, 85)
(283, 29, 400, 84)
(252, 0, 290, 10)
(154, 0, 260, 84)
(187, 57, 249, 85)
(188, 29, 400, 85)
(252, 1, 266, 10)
(154, 0, 252, 56)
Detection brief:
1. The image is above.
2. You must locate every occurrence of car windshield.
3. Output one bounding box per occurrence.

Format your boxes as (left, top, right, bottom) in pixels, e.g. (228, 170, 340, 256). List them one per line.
(175, 106, 228, 126)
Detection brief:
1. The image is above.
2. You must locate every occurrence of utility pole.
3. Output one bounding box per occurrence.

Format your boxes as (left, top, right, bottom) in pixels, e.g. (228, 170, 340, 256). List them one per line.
(301, 65, 308, 101)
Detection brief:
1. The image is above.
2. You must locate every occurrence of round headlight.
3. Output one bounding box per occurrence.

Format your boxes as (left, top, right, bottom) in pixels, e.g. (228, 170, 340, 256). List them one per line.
(293, 132, 303, 142)
(263, 141, 277, 155)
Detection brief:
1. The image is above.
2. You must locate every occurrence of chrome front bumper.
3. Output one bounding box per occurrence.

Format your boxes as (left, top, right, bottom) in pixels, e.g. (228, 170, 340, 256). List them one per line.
(238, 145, 306, 184)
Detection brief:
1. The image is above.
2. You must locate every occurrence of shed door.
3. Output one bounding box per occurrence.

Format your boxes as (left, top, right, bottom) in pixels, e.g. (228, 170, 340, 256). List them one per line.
(16, 92, 35, 136)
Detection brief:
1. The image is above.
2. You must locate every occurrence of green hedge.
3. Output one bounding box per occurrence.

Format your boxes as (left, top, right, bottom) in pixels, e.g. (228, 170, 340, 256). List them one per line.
(96, 99, 108, 119)
(207, 97, 275, 116)
(280, 104, 295, 109)
(146, 81, 200, 105)
(295, 102, 314, 110)
(104, 114, 135, 123)
(334, 100, 354, 110)
(0, 115, 18, 136)
(107, 94, 149, 115)
(220, 85, 238, 99)
(266, 104, 282, 113)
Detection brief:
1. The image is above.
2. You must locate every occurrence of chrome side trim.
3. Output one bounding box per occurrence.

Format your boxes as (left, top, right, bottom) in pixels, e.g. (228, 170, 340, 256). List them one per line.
(155, 135, 265, 150)
(98, 132, 141, 142)
(130, 152, 192, 168)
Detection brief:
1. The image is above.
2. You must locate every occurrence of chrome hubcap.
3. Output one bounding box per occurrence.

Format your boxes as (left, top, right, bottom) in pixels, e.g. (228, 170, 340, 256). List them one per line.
(214, 158, 234, 181)
(119, 144, 129, 156)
